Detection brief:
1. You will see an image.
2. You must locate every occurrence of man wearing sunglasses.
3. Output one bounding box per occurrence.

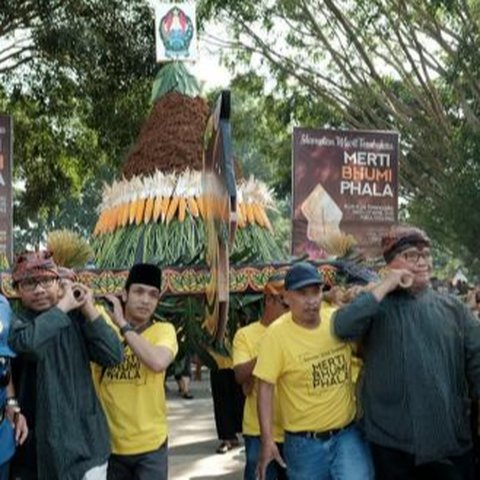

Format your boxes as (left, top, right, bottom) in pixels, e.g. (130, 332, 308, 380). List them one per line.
(233, 271, 289, 480)
(334, 225, 480, 480)
(8, 251, 123, 480)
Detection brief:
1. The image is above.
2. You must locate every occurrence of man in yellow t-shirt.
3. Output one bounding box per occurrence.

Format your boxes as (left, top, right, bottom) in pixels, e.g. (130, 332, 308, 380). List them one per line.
(254, 262, 373, 480)
(233, 272, 289, 480)
(94, 263, 178, 480)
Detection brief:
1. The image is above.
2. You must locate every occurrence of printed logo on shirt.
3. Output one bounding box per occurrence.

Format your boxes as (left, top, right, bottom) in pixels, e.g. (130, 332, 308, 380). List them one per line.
(103, 350, 147, 385)
(300, 345, 349, 394)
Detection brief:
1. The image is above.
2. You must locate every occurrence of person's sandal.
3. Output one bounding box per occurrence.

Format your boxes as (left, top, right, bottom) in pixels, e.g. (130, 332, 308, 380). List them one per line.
(216, 441, 230, 454)
(181, 392, 194, 399)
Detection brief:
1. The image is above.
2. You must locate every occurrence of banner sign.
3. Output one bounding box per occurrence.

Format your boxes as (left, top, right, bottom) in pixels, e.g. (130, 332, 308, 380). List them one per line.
(292, 128, 399, 258)
(0, 116, 13, 263)
(154, 2, 197, 62)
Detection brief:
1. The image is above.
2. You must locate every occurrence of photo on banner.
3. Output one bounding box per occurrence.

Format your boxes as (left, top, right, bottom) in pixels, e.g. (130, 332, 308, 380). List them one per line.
(292, 128, 399, 259)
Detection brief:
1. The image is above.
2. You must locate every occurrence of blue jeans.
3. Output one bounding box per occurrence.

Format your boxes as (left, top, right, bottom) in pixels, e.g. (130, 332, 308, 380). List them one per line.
(244, 435, 287, 480)
(284, 425, 374, 480)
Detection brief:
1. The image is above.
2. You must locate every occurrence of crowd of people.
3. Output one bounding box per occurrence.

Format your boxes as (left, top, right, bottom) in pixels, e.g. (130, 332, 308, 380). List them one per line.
(233, 224, 480, 480)
(0, 224, 480, 480)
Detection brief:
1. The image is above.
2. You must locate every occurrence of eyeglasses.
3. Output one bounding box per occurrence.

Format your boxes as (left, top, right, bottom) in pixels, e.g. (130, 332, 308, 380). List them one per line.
(400, 250, 432, 264)
(18, 277, 58, 292)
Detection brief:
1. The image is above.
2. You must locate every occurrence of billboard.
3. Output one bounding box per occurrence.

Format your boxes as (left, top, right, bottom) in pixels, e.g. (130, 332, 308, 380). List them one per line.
(292, 128, 399, 258)
(0, 116, 13, 263)
(154, 2, 197, 62)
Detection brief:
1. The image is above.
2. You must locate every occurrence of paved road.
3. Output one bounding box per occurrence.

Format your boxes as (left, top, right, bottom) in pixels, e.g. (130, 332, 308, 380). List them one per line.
(167, 374, 244, 480)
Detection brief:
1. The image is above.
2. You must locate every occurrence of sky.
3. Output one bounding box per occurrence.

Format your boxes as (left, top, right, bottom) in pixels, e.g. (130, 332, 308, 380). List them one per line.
(176, 21, 232, 91)
(191, 40, 231, 91)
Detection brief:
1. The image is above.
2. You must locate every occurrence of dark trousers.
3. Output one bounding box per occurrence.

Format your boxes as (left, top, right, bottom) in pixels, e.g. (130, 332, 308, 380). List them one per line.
(370, 442, 474, 480)
(0, 463, 8, 480)
(471, 400, 480, 477)
(107, 442, 167, 480)
(210, 368, 244, 441)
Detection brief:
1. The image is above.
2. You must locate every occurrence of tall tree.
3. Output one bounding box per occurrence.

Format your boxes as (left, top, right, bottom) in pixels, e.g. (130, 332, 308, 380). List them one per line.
(0, 0, 157, 248)
(199, 0, 480, 272)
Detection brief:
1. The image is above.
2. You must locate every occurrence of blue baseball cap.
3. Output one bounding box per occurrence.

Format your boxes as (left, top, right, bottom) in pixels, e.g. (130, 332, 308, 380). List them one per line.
(0, 296, 15, 357)
(285, 262, 323, 291)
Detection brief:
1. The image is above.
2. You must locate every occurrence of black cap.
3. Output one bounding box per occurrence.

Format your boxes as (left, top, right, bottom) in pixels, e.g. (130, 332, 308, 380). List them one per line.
(125, 263, 162, 290)
(285, 262, 323, 291)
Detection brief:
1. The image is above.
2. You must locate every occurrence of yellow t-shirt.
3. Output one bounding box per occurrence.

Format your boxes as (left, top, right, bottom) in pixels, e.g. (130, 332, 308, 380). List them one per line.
(233, 321, 283, 442)
(254, 308, 356, 432)
(322, 301, 362, 383)
(93, 321, 178, 454)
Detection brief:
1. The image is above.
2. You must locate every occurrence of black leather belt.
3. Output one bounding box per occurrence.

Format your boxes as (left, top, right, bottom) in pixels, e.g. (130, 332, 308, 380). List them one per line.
(286, 422, 352, 441)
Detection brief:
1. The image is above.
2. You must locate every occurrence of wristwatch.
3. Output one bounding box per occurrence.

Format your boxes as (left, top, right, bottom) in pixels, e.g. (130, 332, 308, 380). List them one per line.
(119, 324, 135, 336)
(6, 397, 21, 413)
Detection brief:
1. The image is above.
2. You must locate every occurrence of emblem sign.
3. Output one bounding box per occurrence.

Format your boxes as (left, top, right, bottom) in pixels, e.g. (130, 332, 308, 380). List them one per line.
(154, 3, 197, 62)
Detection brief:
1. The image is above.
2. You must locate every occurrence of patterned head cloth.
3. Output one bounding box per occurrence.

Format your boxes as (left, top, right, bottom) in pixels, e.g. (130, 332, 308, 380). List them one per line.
(264, 269, 287, 296)
(381, 225, 431, 264)
(12, 250, 59, 283)
(57, 267, 77, 282)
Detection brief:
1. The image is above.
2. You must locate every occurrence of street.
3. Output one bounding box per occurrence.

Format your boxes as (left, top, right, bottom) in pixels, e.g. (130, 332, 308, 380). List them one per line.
(167, 373, 244, 480)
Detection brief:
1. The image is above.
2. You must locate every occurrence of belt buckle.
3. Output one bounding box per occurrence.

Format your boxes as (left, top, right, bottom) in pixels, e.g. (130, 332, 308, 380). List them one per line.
(310, 431, 326, 440)
(312, 429, 337, 440)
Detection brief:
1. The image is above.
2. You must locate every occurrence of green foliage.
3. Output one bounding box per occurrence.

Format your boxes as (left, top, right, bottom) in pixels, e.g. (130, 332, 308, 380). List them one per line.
(151, 62, 201, 102)
(200, 0, 480, 273)
(92, 218, 286, 269)
(159, 296, 219, 371)
(226, 71, 341, 212)
(1, 1, 155, 249)
(162, 291, 264, 373)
